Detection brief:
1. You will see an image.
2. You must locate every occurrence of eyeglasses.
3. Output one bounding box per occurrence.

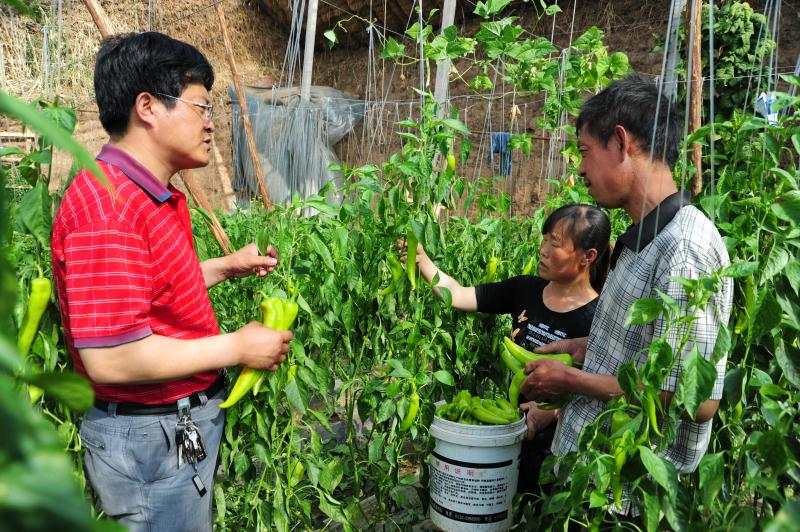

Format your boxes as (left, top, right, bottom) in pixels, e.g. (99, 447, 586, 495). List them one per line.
(154, 93, 214, 121)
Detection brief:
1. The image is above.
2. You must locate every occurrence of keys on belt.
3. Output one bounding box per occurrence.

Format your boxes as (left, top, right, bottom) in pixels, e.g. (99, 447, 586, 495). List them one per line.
(175, 397, 207, 496)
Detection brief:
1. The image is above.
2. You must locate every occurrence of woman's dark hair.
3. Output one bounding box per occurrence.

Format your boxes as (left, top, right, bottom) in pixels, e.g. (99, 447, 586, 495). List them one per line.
(542, 203, 611, 292)
(94, 32, 214, 137)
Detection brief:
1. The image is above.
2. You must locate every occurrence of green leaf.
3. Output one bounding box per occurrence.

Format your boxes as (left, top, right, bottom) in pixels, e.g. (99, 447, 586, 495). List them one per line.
(323, 29, 337, 47)
(0, 91, 106, 187)
(17, 181, 52, 251)
(0, 0, 40, 19)
(368, 433, 385, 463)
(749, 368, 773, 388)
(765, 500, 800, 532)
(638, 446, 678, 499)
(772, 191, 800, 225)
(0, 146, 25, 157)
(617, 362, 639, 400)
(508, 133, 532, 156)
(775, 338, 800, 388)
(609, 51, 630, 75)
(308, 232, 335, 272)
(442, 118, 470, 136)
(755, 429, 790, 473)
(722, 261, 758, 278)
(784, 261, 800, 296)
(679, 349, 717, 418)
(722, 367, 743, 407)
(433, 370, 455, 386)
(255, 227, 271, 256)
(474, 0, 513, 18)
(588, 490, 606, 508)
(295, 293, 312, 315)
(381, 37, 405, 60)
(470, 74, 494, 91)
(0, 338, 23, 375)
(304, 198, 339, 217)
(712, 324, 731, 364)
(284, 378, 307, 415)
(642, 489, 662, 532)
(698, 453, 724, 509)
(376, 398, 396, 423)
(544, 4, 562, 16)
(643, 339, 673, 386)
(763, 246, 789, 281)
(626, 298, 663, 326)
(23, 371, 94, 412)
(319, 460, 344, 493)
(387, 359, 413, 379)
(404, 22, 432, 42)
(777, 291, 800, 332)
(752, 291, 783, 339)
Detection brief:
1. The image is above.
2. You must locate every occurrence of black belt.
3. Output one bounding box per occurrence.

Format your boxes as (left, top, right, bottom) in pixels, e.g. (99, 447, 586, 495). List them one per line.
(93, 377, 226, 416)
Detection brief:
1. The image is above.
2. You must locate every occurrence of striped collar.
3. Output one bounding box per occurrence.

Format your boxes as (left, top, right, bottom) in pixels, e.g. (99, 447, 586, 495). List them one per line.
(96, 144, 172, 203)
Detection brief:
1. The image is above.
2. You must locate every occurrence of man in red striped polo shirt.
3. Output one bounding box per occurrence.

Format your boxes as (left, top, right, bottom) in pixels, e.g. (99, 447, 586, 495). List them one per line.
(51, 32, 291, 531)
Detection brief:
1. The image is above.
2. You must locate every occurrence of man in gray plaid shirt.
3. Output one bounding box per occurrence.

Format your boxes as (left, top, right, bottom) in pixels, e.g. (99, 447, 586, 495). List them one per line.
(520, 73, 733, 476)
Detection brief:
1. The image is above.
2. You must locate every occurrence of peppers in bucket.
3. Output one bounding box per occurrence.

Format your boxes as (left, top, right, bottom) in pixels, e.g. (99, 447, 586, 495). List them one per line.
(219, 296, 299, 408)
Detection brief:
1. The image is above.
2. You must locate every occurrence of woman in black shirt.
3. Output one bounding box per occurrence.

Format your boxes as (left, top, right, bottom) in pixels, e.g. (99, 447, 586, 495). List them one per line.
(415, 203, 611, 490)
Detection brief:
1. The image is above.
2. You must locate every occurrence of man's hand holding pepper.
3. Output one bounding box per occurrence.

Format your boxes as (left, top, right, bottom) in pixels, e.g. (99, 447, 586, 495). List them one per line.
(521, 358, 574, 402)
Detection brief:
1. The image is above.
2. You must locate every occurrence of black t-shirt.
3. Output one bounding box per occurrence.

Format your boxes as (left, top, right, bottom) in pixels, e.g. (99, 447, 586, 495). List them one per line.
(475, 275, 597, 351)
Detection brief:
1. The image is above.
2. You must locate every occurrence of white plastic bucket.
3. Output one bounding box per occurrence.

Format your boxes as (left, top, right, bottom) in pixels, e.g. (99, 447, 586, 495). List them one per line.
(428, 403, 527, 531)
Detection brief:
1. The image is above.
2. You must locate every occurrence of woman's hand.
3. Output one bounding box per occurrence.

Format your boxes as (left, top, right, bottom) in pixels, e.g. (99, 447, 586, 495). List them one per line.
(520, 401, 557, 440)
(535, 336, 588, 365)
(397, 239, 425, 265)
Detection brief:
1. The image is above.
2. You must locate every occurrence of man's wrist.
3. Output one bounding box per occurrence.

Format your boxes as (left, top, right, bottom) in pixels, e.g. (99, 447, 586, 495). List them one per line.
(204, 256, 230, 283)
(563, 366, 584, 395)
(220, 331, 242, 366)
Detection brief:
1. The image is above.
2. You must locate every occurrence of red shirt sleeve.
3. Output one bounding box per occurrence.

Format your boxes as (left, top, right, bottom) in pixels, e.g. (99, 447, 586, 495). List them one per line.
(63, 220, 153, 348)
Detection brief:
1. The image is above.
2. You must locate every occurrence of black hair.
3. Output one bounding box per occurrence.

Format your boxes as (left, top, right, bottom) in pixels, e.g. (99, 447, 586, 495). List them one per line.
(542, 203, 611, 292)
(94, 32, 214, 137)
(576, 72, 682, 168)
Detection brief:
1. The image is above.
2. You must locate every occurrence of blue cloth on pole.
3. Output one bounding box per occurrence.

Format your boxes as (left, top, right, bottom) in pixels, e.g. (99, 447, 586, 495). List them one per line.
(489, 132, 512, 176)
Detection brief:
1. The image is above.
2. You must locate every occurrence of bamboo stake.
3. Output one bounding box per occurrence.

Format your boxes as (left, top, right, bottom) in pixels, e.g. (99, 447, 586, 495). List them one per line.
(181, 170, 233, 255)
(81, 0, 113, 38)
(211, 137, 236, 211)
(215, 2, 272, 210)
(689, 0, 703, 196)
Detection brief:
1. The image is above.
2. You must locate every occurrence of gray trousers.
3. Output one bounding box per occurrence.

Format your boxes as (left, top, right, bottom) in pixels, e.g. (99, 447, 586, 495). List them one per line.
(79, 388, 225, 532)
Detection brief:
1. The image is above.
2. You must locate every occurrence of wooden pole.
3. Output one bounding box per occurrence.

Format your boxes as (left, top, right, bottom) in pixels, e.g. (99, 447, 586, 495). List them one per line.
(215, 2, 272, 209)
(300, 0, 319, 102)
(181, 170, 233, 255)
(211, 137, 236, 212)
(82, 0, 113, 38)
(433, 0, 457, 115)
(689, 0, 703, 196)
